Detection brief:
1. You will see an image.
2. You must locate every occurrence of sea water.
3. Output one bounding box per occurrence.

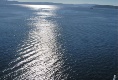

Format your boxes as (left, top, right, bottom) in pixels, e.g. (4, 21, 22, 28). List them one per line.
(0, 4, 118, 80)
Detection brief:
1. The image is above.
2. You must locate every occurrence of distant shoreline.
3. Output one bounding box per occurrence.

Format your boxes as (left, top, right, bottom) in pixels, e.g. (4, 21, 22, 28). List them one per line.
(0, 1, 118, 9)
(92, 5, 118, 9)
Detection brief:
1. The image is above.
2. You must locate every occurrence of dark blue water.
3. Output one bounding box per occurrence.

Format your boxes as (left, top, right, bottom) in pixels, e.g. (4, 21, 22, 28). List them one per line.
(0, 4, 118, 80)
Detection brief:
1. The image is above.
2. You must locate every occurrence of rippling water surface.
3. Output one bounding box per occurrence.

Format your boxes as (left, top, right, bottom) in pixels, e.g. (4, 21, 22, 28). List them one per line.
(0, 4, 118, 80)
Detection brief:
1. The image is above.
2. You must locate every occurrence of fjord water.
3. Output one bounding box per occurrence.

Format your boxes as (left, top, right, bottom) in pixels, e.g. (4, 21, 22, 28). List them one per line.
(0, 4, 118, 80)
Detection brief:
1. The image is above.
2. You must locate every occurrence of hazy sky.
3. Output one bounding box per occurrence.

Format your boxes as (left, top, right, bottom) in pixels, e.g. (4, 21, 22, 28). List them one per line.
(11, 0, 118, 5)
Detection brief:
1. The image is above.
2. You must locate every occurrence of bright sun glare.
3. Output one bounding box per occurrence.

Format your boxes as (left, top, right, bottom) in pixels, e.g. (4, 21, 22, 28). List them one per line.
(20, 4, 58, 10)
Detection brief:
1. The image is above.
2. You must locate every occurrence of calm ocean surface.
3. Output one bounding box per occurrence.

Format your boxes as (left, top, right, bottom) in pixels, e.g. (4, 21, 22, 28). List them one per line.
(0, 4, 118, 80)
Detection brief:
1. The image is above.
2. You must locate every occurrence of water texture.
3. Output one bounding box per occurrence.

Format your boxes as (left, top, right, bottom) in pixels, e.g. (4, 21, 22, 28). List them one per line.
(0, 4, 118, 80)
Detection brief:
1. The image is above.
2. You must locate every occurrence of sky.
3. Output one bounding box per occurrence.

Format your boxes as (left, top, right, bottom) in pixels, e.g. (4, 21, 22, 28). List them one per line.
(10, 0, 118, 6)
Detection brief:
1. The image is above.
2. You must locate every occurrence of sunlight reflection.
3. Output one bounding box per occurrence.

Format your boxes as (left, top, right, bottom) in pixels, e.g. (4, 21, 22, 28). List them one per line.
(2, 4, 66, 80)
(20, 10, 64, 80)
(20, 4, 58, 10)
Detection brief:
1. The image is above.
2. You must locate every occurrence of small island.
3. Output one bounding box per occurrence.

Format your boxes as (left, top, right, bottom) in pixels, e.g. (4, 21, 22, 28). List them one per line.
(92, 5, 118, 9)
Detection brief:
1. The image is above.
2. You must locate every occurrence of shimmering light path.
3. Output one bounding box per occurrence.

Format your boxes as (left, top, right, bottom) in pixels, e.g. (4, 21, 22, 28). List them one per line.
(1, 5, 66, 80)
(0, 4, 117, 80)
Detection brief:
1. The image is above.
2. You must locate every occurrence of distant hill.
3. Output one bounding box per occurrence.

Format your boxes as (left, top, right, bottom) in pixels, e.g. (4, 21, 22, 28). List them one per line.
(1, 1, 118, 9)
(75, 4, 96, 7)
(21, 2, 62, 5)
(92, 5, 118, 9)
(0, 0, 18, 5)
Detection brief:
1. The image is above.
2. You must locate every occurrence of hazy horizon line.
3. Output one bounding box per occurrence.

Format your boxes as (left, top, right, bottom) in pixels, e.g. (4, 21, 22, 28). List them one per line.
(0, 0, 117, 6)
